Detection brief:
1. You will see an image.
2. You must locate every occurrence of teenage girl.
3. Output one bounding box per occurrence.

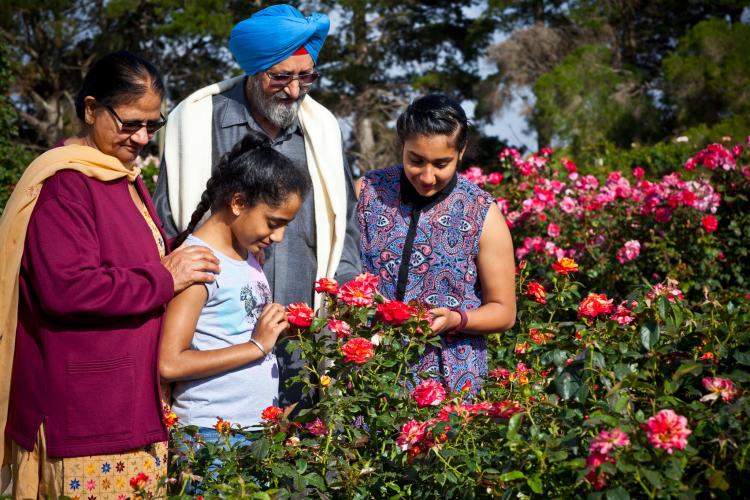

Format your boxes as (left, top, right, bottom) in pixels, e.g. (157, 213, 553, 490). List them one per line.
(159, 132, 311, 436)
(357, 94, 516, 394)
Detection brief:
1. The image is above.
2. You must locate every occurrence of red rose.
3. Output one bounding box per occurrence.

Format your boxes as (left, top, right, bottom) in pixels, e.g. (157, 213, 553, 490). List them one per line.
(305, 418, 329, 437)
(577, 293, 614, 319)
(314, 278, 339, 295)
(339, 274, 378, 307)
(526, 281, 547, 304)
(260, 405, 284, 421)
(411, 379, 446, 407)
(327, 318, 352, 339)
(701, 214, 718, 233)
(341, 337, 375, 364)
(286, 302, 315, 328)
(376, 300, 414, 325)
(129, 472, 149, 490)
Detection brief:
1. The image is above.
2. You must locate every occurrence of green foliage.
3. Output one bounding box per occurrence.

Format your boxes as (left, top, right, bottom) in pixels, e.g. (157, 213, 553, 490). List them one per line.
(569, 139, 697, 179)
(0, 43, 33, 214)
(163, 270, 750, 497)
(663, 18, 750, 130)
(532, 44, 662, 155)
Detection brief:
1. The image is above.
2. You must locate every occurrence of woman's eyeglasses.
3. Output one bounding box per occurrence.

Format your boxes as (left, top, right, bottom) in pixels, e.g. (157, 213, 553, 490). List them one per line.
(264, 71, 319, 88)
(103, 105, 167, 135)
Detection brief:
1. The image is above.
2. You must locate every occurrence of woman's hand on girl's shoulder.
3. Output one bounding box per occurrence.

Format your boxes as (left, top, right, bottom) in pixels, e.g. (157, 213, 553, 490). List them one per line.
(161, 244, 221, 294)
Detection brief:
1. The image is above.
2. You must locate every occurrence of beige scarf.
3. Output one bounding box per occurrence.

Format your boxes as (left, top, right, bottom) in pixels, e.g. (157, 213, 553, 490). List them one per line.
(163, 77, 348, 309)
(0, 144, 139, 487)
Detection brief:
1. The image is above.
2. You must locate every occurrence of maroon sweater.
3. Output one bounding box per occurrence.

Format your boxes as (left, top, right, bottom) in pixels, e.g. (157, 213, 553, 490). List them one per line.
(6, 170, 174, 458)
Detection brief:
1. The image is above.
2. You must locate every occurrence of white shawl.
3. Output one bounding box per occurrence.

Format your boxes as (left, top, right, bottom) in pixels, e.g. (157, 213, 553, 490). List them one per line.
(163, 76, 347, 309)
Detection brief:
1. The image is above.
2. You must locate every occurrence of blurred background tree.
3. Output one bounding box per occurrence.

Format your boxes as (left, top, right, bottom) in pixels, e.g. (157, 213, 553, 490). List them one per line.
(484, 0, 750, 170)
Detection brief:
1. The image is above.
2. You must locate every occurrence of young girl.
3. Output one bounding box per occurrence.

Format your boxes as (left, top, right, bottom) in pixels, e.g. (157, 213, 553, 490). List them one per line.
(159, 132, 311, 437)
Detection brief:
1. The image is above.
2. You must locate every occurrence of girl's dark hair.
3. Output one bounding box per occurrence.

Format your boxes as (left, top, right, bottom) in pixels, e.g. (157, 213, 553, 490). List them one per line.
(75, 50, 165, 120)
(396, 94, 470, 151)
(173, 131, 312, 248)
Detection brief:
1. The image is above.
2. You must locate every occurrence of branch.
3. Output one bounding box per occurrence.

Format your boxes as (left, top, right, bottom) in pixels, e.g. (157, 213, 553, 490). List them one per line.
(29, 89, 54, 114)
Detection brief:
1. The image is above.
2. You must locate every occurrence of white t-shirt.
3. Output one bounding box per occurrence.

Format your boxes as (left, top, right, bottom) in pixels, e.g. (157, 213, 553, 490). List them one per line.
(172, 235, 279, 429)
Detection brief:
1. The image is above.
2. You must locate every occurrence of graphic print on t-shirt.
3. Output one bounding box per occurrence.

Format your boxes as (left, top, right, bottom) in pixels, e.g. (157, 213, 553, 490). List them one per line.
(240, 281, 272, 324)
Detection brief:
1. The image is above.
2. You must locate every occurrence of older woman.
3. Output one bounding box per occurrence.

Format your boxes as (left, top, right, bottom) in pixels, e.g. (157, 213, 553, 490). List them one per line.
(0, 51, 219, 498)
(357, 94, 516, 394)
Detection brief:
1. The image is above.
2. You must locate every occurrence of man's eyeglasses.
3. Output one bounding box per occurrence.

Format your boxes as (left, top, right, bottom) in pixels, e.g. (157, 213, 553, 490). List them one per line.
(103, 105, 167, 135)
(264, 71, 319, 88)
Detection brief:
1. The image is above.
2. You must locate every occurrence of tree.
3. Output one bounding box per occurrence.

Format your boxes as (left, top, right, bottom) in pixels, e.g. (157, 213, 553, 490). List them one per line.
(663, 18, 750, 133)
(485, 0, 750, 150)
(532, 44, 661, 152)
(0, 42, 34, 212)
(310, 0, 498, 171)
(0, 0, 253, 147)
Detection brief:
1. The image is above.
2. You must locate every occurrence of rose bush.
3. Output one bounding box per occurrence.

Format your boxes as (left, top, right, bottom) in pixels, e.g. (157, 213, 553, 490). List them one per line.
(164, 140, 750, 498)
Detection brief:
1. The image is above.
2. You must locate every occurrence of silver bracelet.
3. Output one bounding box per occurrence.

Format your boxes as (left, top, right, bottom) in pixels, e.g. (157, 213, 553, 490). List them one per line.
(248, 338, 268, 357)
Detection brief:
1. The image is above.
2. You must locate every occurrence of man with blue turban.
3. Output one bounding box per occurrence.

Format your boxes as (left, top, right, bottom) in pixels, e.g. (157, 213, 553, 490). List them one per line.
(154, 4, 361, 410)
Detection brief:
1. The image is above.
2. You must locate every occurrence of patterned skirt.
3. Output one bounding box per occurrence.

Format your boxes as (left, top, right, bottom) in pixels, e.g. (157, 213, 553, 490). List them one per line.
(11, 425, 167, 500)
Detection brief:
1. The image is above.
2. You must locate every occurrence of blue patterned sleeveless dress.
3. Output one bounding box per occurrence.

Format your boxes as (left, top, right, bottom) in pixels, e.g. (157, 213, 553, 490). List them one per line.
(357, 165, 495, 393)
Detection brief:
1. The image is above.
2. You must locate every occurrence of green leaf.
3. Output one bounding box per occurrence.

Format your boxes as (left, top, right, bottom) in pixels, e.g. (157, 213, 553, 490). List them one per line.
(295, 458, 307, 474)
(555, 371, 581, 400)
(305, 472, 326, 490)
(639, 320, 660, 350)
(251, 437, 271, 460)
(733, 351, 750, 366)
(310, 317, 328, 333)
(613, 395, 629, 413)
(642, 468, 664, 488)
(613, 363, 635, 380)
(672, 362, 703, 380)
(707, 470, 729, 491)
(526, 474, 543, 493)
(499, 470, 525, 482)
(657, 296, 668, 320)
(605, 486, 630, 500)
(506, 412, 523, 442)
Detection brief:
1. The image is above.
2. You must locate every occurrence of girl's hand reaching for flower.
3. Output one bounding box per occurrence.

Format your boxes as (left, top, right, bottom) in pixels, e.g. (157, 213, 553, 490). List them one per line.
(252, 303, 289, 353)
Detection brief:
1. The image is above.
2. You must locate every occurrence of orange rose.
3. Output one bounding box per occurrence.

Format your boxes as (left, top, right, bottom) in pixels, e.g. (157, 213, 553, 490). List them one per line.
(552, 257, 579, 275)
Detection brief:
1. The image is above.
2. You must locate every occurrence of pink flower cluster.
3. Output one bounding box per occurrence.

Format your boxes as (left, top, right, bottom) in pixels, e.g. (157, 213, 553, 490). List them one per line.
(396, 398, 523, 460)
(644, 278, 685, 306)
(585, 427, 630, 490)
(461, 166, 503, 187)
(616, 240, 641, 264)
(611, 301, 636, 326)
(685, 143, 737, 171)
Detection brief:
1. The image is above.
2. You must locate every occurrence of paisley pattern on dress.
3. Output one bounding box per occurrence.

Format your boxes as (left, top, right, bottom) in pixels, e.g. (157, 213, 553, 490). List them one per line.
(357, 165, 494, 393)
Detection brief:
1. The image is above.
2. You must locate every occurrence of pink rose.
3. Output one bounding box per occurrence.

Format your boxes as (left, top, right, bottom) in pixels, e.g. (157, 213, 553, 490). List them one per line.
(411, 379, 446, 408)
(644, 409, 691, 454)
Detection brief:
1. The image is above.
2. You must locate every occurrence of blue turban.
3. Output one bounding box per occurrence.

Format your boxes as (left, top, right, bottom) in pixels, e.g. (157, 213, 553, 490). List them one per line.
(229, 4, 330, 75)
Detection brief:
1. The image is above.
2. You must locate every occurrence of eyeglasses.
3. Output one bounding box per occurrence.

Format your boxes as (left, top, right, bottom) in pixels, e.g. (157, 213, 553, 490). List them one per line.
(264, 70, 319, 87)
(103, 105, 167, 135)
